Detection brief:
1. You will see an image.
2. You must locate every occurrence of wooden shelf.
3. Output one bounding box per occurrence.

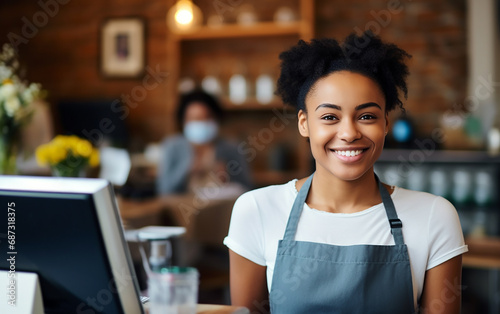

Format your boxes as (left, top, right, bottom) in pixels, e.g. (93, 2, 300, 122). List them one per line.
(378, 149, 500, 164)
(171, 21, 304, 41)
(220, 97, 294, 111)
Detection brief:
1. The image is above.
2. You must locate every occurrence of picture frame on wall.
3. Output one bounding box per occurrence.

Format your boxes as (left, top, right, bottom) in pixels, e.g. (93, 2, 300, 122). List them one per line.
(100, 17, 145, 78)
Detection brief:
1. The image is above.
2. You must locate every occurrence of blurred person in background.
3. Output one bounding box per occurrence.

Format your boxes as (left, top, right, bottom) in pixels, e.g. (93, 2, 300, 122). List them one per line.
(156, 90, 252, 195)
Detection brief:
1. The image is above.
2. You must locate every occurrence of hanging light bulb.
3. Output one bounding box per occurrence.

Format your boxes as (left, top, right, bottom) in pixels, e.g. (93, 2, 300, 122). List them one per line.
(167, 0, 203, 33)
(175, 1, 193, 25)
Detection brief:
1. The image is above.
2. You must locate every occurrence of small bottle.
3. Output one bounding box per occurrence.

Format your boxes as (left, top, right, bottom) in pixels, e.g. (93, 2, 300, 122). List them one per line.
(256, 72, 274, 105)
(201, 64, 222, 96)
(229, 62, 248, 105)
(487, 127, 500, 156)
(274, 6, 296, 24)
(451, 168, 472, 205)
(429, 168, 449, 198)
(236, 4, 258, 26)
(178, 77, 196, 94)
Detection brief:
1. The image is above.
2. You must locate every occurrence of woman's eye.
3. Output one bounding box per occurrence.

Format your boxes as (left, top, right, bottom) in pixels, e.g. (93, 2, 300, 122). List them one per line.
(360, 114, 376, 120)
(321, 115, 337, 121)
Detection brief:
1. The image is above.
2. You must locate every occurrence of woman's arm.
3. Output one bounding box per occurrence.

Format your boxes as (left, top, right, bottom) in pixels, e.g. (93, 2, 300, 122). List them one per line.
(420, 255, 463, 314)
(229, 249, 269, 313)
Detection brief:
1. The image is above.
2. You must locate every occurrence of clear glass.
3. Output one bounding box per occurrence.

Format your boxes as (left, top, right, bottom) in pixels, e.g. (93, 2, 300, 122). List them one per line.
(148, 267, 199, 314)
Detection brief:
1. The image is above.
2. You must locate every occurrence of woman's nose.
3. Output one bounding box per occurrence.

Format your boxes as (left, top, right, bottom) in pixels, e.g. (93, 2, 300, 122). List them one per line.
(338, 120, 361, 142)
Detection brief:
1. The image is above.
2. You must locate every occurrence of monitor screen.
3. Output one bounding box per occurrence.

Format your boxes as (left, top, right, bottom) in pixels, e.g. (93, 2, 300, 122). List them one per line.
(57, 99, 130, 148)
(0, 176, 143, 314)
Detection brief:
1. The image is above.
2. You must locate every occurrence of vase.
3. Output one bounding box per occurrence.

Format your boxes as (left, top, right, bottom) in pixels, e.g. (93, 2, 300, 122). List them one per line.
(51, 165, 86, 178)
(0, 132, 19, 175)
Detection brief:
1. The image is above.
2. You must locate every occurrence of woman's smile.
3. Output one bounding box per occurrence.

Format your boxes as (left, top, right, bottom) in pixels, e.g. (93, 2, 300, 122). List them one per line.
(330, 147, 368, 161)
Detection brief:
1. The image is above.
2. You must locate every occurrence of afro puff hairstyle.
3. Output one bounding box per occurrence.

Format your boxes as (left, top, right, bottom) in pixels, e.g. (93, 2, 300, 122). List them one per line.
(276, 31, 411, 113)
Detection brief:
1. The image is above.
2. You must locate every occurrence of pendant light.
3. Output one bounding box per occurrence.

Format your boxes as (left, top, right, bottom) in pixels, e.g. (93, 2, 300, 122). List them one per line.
(167, 0, 202, 33)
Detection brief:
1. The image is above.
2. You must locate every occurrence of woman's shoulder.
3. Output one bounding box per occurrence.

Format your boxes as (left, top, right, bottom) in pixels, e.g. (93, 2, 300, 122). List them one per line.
(392, 187, 456, 215)
(394, 187, 452, 204)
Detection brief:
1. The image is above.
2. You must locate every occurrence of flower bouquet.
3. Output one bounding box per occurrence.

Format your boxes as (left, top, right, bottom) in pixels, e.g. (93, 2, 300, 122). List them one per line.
(36, 135, 100, 177)
(0, 43, 45, 174)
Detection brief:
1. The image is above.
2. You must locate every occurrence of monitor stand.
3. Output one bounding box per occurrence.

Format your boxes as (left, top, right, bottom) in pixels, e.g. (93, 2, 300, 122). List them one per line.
(0, 270, 44, 314)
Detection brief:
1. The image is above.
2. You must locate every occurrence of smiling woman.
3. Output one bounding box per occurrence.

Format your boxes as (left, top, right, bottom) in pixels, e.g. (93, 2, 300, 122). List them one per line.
(224, 31, 468, 314)
(299, 71, 388, 183)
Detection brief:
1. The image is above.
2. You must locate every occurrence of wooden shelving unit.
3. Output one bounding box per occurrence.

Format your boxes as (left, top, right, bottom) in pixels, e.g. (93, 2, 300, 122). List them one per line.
(165, 0, 315, 186)
(170, 21, 307, 41)
(219, 96, 294, 111)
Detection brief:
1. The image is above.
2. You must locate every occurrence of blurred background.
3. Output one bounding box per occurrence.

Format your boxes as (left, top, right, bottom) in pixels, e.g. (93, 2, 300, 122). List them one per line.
(1, 0, 499, 312)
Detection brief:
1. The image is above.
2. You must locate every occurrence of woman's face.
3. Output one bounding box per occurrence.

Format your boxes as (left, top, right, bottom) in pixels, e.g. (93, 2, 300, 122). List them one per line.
(183, 101, 219, 145)
(298, 71, 388, 181)
(184, 102, 214, 124)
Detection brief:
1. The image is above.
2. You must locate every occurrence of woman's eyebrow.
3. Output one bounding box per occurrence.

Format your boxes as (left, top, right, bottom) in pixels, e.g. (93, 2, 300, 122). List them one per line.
(315, 103, 341, 111)
(315, 102, 382, 111)
(355, 102, 382, 111)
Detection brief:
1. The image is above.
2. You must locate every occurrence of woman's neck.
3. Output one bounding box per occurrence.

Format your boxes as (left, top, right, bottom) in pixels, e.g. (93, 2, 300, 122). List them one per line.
(300, 167, 383, 214)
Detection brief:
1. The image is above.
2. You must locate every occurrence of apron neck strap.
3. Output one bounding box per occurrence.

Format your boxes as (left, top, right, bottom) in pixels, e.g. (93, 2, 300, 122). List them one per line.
(376, 174, 404, 245)
(282, 173, 404, 246)
(283, 174, 314, 241)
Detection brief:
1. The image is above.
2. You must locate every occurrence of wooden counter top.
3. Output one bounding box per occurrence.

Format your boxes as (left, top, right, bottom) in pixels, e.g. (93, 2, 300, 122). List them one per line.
(143, 303, 249, 314)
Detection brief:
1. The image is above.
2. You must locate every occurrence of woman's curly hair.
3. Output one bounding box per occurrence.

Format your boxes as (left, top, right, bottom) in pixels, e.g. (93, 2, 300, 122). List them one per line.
(276, 31, 411, 113)
(176, 89, 224, 130)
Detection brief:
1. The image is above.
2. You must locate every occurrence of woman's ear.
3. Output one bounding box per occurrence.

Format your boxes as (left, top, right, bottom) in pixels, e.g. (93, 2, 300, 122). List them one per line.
(298, 109, 309, 138)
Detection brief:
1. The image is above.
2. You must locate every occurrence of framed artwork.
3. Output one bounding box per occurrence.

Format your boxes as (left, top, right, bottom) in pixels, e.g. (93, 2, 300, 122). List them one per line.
(100, 18, 145, 78)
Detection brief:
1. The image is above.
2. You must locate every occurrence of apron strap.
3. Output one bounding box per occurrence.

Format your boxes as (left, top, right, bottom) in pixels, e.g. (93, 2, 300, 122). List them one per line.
(283, 173, 404, 246)
(283, 174, 314, 241)
(376, 174, 404, 246)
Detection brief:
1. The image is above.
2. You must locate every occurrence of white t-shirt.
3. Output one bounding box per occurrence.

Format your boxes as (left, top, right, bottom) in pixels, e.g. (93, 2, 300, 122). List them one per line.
(224, 179, 468, 306)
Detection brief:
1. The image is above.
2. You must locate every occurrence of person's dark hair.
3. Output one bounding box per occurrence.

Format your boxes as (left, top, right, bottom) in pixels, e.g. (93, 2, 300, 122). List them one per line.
(176, 89, 224, 129)
(276, 31, 411, 113)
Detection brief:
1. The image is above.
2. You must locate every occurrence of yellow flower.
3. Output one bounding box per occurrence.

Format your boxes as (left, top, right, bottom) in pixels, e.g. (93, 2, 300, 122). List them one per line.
(89, 149, 100, 167)
(67, 135, 81, 147)
(35, 145, 49, 166)
(48, 145, 67, 164)
(2, 79, 13, 85)
(52, 135, 69, 147)
(36, 135, 98, 169)
(75, 139, 93, 158)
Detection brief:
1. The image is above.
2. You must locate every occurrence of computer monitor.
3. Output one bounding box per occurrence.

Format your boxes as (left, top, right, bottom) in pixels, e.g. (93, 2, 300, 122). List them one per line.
(0, 176, 144, 314)
(57, 99, 130, 148)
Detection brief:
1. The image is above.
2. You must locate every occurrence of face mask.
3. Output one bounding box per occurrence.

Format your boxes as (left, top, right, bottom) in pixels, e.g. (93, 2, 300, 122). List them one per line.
(183, 120, 218, 144)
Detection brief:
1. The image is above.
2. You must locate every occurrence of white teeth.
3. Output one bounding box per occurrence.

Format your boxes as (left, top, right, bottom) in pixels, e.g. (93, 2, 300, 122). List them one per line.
(334, 150, 363, 157)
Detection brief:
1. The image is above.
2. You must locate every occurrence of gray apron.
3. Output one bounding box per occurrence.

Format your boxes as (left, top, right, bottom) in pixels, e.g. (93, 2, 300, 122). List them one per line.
(269, 173, 415, 313)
